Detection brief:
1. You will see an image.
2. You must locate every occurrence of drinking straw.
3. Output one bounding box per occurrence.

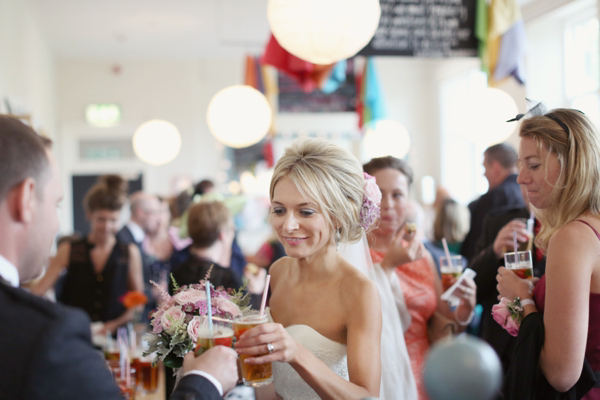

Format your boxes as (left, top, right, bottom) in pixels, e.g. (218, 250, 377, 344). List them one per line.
(259, 274, 271, 318)
(211, 316, 234, 324)
(513, 231, 518, 254)
(441, 238, 454, 268)
(205, 282, 213, 337)
(127, 322, 136, 353)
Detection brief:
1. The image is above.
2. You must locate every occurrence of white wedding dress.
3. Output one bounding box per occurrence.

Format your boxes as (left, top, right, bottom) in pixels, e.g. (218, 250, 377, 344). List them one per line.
(267, 310, 349, 400)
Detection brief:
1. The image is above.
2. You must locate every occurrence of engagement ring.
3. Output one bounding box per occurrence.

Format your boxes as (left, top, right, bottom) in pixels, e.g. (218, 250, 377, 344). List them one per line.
(267, 343, 274, 354)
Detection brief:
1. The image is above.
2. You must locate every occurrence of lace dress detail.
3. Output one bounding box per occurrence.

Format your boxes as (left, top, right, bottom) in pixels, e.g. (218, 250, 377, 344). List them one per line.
(268, 311, 349, 399)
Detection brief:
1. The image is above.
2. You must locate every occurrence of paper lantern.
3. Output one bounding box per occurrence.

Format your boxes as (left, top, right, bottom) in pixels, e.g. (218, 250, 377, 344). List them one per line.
(456, 88, 519, 146)
(207, 85, 272, 149)
(363, 120, 411, 160)
(267, 0, 381, 65)
(132, 119, 181, 166)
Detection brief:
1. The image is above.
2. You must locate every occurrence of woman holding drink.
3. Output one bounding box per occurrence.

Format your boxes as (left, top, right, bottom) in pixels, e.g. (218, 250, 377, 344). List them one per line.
(497, 108, 600, 398)
(234, 139, 383, 399)
(363, 156, 476, 400)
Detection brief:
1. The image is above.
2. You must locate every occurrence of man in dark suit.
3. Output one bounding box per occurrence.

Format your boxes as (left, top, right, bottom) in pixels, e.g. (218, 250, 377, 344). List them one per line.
(116, 191, 161, 319)
(461, 143, 525, 261)
(468, 202, 546, 373)
(0, 116, 237, 400)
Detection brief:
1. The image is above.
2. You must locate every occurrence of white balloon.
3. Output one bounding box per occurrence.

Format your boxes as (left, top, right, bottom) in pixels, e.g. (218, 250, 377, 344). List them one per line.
(268, 0, 381, 65)
(207, 85, 272, 149)
(132, 119, 181, 166)
(364, 120, 411, 160)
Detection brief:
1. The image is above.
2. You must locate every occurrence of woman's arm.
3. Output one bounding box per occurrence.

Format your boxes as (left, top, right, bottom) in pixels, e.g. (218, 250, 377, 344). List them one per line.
(101, 243, 145, 333)
(427, 250, 476, 335)
(538, 223, 593, 392)
(31, 241, 71, 296)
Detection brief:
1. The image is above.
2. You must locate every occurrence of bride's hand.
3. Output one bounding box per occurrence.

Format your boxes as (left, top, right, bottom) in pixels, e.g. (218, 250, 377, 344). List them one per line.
(234, 322, 299, 364)
(380, 226, 424, 270)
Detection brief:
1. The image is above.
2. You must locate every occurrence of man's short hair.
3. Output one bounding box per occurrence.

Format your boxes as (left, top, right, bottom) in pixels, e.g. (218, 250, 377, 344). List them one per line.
(187, 201, 230, 248)
(0, 116, 52, 201)
(484, 143, 518, 169)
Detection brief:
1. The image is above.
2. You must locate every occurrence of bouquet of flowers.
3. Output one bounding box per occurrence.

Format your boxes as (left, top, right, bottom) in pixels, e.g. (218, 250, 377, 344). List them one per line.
(143, 268, 250, 368)
(492, 297, 524, 337)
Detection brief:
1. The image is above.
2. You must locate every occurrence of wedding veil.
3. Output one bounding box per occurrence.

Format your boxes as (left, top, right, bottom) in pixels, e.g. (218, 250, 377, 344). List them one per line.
(339, 232, 417, 400)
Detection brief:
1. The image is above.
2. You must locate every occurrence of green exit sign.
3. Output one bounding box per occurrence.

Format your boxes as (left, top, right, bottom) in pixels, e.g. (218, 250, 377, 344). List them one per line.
(85, 103, 121, 127)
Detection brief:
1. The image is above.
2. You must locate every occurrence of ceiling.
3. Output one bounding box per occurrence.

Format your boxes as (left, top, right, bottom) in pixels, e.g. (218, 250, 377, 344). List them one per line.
(27, 0, 538, 60)
(27, 0, 271, 59)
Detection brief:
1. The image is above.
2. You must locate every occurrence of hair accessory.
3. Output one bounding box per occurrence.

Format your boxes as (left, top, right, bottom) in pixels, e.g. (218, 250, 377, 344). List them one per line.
(507, 99, 584, 136)
(360, 173, 382, 231)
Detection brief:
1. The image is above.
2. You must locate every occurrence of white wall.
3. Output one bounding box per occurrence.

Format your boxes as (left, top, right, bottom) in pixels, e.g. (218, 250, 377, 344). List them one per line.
(0, 0, 56, 136)
(56, 58, 247, 233)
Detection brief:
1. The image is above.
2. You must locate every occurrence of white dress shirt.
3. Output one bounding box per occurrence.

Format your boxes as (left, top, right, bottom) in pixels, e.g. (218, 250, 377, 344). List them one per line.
(126, 221, 145, 244)
(0, 254, 19, 287)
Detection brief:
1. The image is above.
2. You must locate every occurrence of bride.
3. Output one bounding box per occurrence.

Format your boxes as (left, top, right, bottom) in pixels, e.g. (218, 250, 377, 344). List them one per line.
(234, 138, 382, 399)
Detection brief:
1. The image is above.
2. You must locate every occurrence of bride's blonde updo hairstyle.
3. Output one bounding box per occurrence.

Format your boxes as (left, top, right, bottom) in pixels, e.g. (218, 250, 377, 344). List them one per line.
(270, 138, 365, 243)
(519, 108, 600, 250)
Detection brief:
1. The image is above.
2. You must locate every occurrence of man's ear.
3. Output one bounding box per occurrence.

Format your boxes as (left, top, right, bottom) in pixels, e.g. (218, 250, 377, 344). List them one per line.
(10, 178, 37, 223)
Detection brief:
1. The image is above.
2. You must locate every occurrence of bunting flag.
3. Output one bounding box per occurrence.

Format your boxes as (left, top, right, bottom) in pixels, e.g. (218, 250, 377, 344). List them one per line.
(357, 58, 386, 130)
(475, 0, 489, 76)
(261, 34, 334, 93)
(485, 0, 527, 86)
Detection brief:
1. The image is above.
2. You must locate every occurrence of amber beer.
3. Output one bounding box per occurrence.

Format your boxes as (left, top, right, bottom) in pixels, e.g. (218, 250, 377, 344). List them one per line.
(132, 358, 158, 393)
(234, 312, 273, 387)
(195, 326, 234, 356)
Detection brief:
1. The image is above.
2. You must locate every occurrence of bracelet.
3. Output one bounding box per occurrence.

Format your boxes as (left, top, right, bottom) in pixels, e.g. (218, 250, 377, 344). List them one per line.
(454, 308, 475, 326)
(520, 298, 535, 307)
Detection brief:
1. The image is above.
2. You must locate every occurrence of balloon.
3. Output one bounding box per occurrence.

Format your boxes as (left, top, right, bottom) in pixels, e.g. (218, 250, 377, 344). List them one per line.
(424, 335, 503, 400)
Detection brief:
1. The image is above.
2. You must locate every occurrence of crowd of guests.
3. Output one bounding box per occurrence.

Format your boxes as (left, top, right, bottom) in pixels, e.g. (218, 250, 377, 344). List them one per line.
(2, 105, 600, 400)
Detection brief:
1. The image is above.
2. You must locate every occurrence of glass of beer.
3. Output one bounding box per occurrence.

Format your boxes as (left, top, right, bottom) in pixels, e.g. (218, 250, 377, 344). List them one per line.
(504, 250, 534, 280)
(234, 311, 273, 387)
(440, 255, 465, 291)
(195, 322, 235, 357)
(132, 355, 159, 394)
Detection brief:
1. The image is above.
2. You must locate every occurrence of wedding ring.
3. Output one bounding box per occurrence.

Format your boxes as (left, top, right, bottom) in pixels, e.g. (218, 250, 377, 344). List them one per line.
(267, 343, 274, 354)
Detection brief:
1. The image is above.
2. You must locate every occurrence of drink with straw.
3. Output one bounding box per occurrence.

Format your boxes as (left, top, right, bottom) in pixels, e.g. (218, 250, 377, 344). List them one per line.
(504, 250, 534, 280)
(195, 322, 234, 356)
(234, 311, 273, 387)
(440, 255, 464, 291)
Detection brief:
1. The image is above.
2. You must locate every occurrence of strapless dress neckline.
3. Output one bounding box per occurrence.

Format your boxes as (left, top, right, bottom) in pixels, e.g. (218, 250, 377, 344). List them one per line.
(267, 309, 349, 400)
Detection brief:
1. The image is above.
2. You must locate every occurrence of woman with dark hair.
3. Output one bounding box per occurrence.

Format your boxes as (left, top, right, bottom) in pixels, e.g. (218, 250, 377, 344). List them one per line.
(33, 175, 143, 334)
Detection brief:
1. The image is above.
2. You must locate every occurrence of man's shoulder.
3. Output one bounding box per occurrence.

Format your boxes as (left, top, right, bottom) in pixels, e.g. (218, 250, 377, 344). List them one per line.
(116, 225, 134, 243)
(0, 283, 88, 329)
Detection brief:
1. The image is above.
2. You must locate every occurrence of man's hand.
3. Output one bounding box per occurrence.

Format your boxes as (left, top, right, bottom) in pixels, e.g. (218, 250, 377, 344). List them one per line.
(493, 219, 530, 258)
(183, 346, 239, 394)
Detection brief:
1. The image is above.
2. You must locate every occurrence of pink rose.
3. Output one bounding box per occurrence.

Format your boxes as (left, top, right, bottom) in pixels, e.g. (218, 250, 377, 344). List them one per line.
(187, 316, 204, 343)
(491, 298, 511, 327)
(214, 297, 241, 318)
(174, 289, 206, 306)
(505, 316, 520, 337)
(161, 306, 186, 334)
(363, 172, 382, 205)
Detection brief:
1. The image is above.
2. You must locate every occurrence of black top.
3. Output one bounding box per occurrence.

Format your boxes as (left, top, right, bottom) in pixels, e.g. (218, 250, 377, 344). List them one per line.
(0, 281, 223, 400)
(461, 174, 525, 261)
(170, 254, 240, 293)
(58, 237, 129, 322)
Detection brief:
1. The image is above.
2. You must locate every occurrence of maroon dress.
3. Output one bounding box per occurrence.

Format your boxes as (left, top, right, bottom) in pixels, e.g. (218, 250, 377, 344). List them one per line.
(533, 220, 600, 399)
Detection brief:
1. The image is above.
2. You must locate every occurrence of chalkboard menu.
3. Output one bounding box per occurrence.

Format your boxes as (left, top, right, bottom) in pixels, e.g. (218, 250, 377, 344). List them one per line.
(278, 59, 357, 113)
(359, 0, 478, 58)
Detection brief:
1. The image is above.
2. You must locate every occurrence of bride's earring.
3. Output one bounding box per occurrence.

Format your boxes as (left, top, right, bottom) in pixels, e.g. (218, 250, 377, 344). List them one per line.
(335, 229, 341, 251)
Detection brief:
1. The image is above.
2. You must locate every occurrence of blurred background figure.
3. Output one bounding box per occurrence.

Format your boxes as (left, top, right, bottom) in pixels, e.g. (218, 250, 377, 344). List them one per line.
(432, 198, 470, 255)
(461, 143, 525, 261)
(33, 175, 144, 334)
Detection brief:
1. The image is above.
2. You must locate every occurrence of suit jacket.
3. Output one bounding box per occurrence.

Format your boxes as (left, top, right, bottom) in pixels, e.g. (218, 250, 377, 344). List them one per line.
(468, 206, 546, 372)
(0, 282, 222, 400)
(116, 225, 155, 320)
(461, 174, 525, 261)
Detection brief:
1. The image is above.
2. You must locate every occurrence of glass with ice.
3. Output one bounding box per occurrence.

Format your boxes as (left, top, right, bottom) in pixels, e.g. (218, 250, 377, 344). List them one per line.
(504, 250, 534, 280)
